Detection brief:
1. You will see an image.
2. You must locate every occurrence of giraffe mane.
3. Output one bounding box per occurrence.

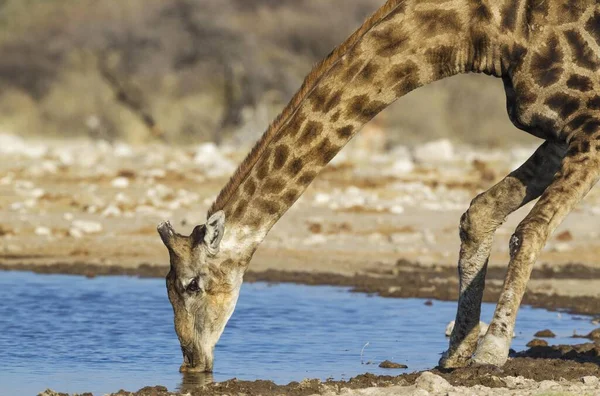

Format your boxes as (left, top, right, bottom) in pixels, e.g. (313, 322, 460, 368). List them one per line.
(207, 0, 406, 217)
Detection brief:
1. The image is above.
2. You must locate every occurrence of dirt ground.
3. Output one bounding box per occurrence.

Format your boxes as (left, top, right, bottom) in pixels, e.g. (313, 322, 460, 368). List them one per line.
(3, 135, 600, 395)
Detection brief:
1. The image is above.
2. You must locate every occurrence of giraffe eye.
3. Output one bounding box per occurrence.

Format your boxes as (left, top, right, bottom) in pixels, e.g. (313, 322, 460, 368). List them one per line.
(186, 278, 200, 293)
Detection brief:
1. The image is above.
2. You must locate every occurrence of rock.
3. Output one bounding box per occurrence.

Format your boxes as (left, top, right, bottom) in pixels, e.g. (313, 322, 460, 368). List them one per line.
(101, 205, 122, 218)
(386, 158, 415, 175)
(526, 338, 548, 347)
(378, 360, 407, 369)
(578, 328, 600, 340)
(34, 227, 52, 237)
(0, 133, 47, 158)
(582, 376, 600, 385)
(415, 372, 451, 393)
(390, 205, 404, 214)
(413, 139, 454, 164)
(555, 230, 573, 242)
(424, 300, 433, 306)
(68, 228, 83, 239)
(111, 177, 130, 189)
(194, 143, 236, 177)
(534, 329, 556, 338)
(71, 220, 103, 234)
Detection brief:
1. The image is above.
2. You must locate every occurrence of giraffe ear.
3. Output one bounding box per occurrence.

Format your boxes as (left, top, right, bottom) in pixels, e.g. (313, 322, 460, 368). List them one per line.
(204, 211, 225, 255)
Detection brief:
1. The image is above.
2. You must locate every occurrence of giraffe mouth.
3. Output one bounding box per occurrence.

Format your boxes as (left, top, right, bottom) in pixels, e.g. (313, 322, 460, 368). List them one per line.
(180, 345, 213, 373)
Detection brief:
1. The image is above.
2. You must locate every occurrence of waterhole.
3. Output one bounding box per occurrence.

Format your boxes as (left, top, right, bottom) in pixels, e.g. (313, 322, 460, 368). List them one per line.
(0, 271, 596, 395)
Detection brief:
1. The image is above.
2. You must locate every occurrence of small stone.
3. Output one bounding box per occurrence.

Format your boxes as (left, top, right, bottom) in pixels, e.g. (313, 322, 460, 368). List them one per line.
(71, 220, 103, 234)
(534, 329, 556, 338)
(583, 328, 600, 340)
(582, 376, 600, 385)
(101, 205, 122, 218)
(34, 227, 52, 236)
(555, 230, 573, 242)
(415, 372, 451, 393)
(68, 228, 83, 239)
(413, 139, 455, 164)
(390, 205, 404, 214)
(526, 338, 548, 347)
(111, 177, 130, 188)
(378, 360, 407, 369)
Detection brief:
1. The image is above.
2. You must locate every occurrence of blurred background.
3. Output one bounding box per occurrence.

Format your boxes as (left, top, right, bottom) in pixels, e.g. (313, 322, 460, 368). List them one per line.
(0, 0, 538, 148)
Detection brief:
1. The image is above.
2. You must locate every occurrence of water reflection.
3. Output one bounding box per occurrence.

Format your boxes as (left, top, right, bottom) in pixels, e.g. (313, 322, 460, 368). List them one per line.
(179, 372, 214, 392)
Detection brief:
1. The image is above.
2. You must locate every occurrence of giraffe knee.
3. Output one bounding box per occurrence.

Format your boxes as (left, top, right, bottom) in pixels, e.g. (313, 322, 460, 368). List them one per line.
(509, 224, 547, 260)
(459, 195, 497, 244)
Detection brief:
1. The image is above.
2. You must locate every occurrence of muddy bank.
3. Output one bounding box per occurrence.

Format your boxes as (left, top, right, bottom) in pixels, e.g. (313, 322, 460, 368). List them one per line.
(38, 343, 600, 395)
(4, 259, 600, 317)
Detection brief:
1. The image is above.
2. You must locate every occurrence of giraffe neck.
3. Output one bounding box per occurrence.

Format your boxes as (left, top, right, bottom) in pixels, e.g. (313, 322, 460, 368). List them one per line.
(210, 0, 514, 265)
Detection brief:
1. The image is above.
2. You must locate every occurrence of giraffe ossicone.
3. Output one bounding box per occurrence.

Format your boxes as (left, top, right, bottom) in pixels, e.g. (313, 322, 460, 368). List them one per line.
(159, 0, 600, 372)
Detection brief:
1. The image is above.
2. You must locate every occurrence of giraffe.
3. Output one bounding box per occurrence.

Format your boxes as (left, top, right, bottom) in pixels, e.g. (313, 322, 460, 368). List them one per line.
(158, 0, 600, 372)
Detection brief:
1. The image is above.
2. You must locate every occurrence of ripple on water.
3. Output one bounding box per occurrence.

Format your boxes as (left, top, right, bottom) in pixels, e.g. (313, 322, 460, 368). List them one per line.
(0, 271, 596, 395)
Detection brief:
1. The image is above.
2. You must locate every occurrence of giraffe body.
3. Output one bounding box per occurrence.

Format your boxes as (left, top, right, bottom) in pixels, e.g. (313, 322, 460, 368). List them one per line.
(159, 0, 600, 372)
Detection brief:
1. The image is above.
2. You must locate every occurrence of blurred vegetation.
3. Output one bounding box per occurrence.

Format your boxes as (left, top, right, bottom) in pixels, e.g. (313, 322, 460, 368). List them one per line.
(0, 0, 536, 147)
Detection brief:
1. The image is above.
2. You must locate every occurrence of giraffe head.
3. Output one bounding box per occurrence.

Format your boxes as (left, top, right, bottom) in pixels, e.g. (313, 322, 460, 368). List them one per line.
(158, 211, 242, 372)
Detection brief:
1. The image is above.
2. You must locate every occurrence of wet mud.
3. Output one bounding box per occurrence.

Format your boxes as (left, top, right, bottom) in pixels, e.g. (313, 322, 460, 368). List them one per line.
(49, 343, 600, 395)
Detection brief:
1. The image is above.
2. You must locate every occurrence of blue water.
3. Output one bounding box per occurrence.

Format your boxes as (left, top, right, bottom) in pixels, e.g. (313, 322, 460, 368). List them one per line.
(0, 271, 596, 396)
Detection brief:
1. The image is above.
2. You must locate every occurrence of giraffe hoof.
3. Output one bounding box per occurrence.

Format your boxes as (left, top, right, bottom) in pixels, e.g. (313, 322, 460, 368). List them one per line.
(471, 349, 508, 367)
(438, 351, 471, 369)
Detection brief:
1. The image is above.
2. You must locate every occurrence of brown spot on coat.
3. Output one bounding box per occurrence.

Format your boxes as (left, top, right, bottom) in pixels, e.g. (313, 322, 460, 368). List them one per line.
(471, 0, 492, 22)
(501, 0, 519, 31)
(309, 87, 329, 112)
(525, 0, 549, 29)
(346, 94, 387, 123)
(256, 198, 280, 215)
(283, 190, 298, 206)
(337, 125, 354, 140)
(343, 62, 362, 83)
(243, 179, 256, 196)
(531, 34, 564, 87)
(371, 25, 409, 57)
(263, 177, 286, 194)
(566, 75, 593, 92)
(232, 200, 248, 220)
(564, 30, 600, 71)
(586, 10, 600, 47)
(316, 138, 339, 165)
(273, 145, 289, 170)
(588, 96, 600, 110)
(583, 120, 600, 135)
(299, 121, 323, 145)
(359, 62, 380, 82)
(322, 91, 343, 114)
(561, 0, 587, 22)
(416, 10, 462, 36)
(330, 110, 341, 123)
(426, 46, 457, 79)
(388, 61, 420, 95)
(288, 158, 303, 176)
(286, 112, 307, 138)
(256, 157, 270, 180)
(298, 171, 317, 186)
(545, 93, 581, 119)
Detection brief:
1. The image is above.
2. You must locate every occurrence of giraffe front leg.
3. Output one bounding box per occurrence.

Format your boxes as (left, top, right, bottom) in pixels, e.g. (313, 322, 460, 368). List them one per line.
(472, 137, 600, 367)
(439, 142, 564, 369)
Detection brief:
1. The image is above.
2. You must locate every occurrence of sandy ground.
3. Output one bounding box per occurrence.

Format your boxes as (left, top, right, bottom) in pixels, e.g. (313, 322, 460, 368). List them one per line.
(3, 134, 600, 395)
